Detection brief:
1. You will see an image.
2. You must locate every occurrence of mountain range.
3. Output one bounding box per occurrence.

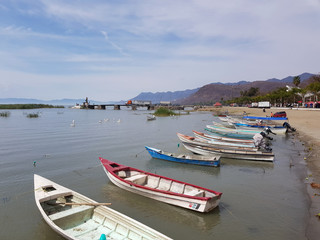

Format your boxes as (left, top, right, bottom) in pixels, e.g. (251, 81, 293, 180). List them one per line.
(0, 72, 314, 105)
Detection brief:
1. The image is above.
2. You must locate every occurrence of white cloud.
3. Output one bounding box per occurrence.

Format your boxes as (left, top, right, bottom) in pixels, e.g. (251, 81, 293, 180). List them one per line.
(0, 0, 319, 101)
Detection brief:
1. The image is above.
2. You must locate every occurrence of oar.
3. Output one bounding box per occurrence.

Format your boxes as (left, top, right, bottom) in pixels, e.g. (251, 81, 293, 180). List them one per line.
(54, 202, 111, 206)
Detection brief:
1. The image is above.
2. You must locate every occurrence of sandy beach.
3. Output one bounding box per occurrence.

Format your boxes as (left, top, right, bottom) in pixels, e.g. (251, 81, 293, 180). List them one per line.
(208, 106, 320, 239)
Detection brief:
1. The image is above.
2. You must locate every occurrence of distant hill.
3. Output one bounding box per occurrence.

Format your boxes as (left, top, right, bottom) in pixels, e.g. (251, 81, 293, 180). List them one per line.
(175, 72, 314, 105)
(131, 88, 199, 103)
(3, 73, 314, 106)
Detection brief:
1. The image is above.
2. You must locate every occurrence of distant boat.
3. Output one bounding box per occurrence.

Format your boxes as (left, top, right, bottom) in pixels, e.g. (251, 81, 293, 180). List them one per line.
(70, 120, 75, 127)
(34, 174, 171, 240)
(147, 115, 156, 121)
(71, 104, 81, 109)
(145, 146, 221, 167)
(99, 158, 222, 212)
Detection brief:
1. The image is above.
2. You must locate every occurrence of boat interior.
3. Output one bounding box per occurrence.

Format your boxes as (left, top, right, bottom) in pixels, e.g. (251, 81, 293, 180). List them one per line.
(41, 194, 151, 239)
(116, 170, 215, 198)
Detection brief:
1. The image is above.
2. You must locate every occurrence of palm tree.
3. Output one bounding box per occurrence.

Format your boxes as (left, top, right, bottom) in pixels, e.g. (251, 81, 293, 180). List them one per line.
(293, 76, 301, 87)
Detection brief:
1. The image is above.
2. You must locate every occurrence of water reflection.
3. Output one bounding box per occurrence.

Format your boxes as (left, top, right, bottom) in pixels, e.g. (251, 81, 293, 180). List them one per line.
(101, 182, 221, 232)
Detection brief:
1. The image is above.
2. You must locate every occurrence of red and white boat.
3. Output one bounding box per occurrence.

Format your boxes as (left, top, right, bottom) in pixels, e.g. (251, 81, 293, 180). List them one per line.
(99, 158, 222, 213)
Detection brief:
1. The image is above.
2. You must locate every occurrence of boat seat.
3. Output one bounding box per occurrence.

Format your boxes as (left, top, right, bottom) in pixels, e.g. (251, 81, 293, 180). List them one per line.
(186, 189, 205, 197)
(125, 174, 147, 185)
(117, 170, 127, 178)
(49, 205, 94, 222)
(156, 178, 172, 191)
(170, 182, 185, 194)
(144, 176, 160, 189)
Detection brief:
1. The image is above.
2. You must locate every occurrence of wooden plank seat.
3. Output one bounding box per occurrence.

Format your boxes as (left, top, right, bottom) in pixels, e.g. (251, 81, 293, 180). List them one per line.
(144, 176, 160, 189)
(156, 178, 172, 191)
(49, 205, 94, 222)
(185, 189, 205, 197)
(125, 174, 147, 185)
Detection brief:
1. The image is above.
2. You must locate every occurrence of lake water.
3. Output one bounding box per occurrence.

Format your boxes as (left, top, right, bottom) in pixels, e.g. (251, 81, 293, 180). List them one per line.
(0, 108, 310, 239)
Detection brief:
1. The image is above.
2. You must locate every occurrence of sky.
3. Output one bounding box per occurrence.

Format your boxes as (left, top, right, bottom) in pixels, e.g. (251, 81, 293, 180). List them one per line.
(0, 0, 320, 102)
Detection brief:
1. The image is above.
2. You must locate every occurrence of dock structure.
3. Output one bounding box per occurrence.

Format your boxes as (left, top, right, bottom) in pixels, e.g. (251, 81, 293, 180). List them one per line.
(81, 98, 194, 111)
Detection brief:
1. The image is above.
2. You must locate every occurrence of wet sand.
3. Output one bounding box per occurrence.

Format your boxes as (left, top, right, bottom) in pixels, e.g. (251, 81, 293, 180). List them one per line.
(208, 106, 320, 239)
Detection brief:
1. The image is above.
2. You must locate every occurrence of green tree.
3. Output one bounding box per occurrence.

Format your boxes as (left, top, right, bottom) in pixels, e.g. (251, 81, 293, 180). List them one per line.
(293, 76, 301, 87)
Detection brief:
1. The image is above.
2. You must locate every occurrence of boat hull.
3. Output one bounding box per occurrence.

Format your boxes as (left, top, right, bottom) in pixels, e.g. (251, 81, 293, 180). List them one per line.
(99, 158, 222, 213)
(34, 174, 171, 240)
(182, 142, 274, 162)
(145, 146, 220, 167)
(177, 133, 258, 151)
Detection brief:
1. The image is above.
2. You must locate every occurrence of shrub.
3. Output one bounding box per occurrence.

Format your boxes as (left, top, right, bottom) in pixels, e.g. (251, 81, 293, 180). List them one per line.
(154, 107, 176, 116)
(27, 113, 39, 118)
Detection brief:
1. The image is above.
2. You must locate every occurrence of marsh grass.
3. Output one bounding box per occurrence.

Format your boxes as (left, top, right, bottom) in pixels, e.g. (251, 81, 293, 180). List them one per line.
(0, 104, 64, 109)
(0, 111, 10, 117)
(26, 113, 39, 118)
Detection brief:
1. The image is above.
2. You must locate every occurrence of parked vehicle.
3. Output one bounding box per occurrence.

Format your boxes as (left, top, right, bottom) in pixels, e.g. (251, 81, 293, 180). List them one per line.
(273, 111, 287, 118)
(258, 101, 271, 108)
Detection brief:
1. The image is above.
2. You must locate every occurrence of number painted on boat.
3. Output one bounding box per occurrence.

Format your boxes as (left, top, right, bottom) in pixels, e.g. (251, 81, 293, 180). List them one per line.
(189, 203, 200, 210)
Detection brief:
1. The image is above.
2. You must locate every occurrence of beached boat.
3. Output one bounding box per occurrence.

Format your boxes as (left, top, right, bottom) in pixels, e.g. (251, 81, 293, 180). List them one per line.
(206, 124, 258, 138)
(99, 158, 222, 212)
(206, 124, 286, 138)
(34, 174, 171, 240)
(145, 146, 221, 167)
(243, 116, 288, 121)
(177, 133, 257, 150)
(232, 122, 285, 129)
(181, 142, 274, 162)
(192, 130, 254, 144)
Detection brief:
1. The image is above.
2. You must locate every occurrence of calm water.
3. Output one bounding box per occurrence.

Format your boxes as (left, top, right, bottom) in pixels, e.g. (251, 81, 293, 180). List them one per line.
(0, 108, 309, 240)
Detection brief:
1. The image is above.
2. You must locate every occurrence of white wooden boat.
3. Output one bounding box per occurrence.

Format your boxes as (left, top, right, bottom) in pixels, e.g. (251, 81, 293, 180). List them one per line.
(192, 130, 254, 144)
(34, 174, 171, 240)
(99, 158, 222, 213)
(177, 133, 258, 150)
(145, 146, 221, 167)
(206, 124, 286, 137)
(182, 142, 274, 162)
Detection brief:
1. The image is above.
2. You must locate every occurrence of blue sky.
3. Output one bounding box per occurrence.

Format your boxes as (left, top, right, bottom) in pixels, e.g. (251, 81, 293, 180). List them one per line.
(0, 0, 319, 101)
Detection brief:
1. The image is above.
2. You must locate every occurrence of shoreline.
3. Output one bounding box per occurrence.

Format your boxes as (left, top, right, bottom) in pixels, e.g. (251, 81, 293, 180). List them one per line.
(202, 106, 320, 239)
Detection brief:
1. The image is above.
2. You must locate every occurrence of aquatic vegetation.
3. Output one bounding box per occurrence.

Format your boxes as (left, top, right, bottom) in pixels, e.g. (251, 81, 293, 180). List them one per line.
(0, 104, 64, 109)
(154, 107, 176, 116)
(0, 111, 10, 117)
(26, 113, 39, 118)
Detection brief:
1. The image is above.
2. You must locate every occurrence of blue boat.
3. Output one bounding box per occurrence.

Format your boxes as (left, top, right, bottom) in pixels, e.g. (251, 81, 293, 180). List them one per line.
(233, 122, 285, 129)
(145, 146, 221, 167)
(243, 116, 288, 121)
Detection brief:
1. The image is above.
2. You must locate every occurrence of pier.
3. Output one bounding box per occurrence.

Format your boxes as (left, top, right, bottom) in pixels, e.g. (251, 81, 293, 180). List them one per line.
(81, 98, 195, 110)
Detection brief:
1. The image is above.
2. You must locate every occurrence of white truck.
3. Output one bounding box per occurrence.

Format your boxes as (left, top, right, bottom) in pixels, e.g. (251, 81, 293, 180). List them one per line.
(258, 101, 271, 108)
